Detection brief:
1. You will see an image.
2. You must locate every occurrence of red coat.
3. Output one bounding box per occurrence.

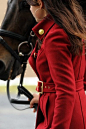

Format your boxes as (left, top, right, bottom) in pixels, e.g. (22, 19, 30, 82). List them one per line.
(29, 14, 86, 129)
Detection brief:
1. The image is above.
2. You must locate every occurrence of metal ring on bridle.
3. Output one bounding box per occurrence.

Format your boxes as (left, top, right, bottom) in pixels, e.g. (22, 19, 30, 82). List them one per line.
(18, 41, 33, 56)
(30, 31, 35, 37)
(0, 36, 3, 39)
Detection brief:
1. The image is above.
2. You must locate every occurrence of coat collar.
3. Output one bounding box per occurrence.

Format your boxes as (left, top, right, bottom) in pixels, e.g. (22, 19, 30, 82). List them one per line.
(32, 14, 55, 40)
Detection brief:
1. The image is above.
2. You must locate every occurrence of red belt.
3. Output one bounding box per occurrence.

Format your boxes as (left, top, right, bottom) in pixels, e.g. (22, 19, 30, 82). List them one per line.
(36, 81, 55, 94)
(36, 79, 84, 94)
(76, 79, 84, 92)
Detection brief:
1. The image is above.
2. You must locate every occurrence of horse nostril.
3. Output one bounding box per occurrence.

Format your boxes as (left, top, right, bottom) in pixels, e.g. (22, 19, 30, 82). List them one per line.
(0, 60, 5, 74)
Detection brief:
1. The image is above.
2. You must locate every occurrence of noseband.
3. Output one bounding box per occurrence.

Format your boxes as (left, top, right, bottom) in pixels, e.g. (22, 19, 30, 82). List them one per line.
(0, 29, 31, 62)
(0, 28, 37, 110)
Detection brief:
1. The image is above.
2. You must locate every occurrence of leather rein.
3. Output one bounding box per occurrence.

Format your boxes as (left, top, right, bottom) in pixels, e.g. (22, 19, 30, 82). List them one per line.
(0, 28, 37, 110)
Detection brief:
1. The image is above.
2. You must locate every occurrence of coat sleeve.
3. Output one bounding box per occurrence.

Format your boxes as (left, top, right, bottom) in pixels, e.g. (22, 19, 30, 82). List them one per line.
(83, 40, 86, 90)
(84, 57, 86, 90)
(44, 28, 76, 129)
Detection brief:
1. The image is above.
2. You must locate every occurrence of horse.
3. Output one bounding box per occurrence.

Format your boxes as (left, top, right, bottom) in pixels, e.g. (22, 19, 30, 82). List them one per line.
(0, 0, 36, 81)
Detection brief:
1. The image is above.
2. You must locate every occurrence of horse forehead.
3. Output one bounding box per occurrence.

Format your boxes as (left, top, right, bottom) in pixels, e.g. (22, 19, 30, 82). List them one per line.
(8, 0, 17, 3)
(9, 0, 12, 3)
(8, 0, 26, 4)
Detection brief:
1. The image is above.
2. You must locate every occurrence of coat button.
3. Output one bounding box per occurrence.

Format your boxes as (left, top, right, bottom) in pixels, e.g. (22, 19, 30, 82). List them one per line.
(48, 86, 50, 89)
(45, 86, 47, 88)
(38, 29, 44, 35)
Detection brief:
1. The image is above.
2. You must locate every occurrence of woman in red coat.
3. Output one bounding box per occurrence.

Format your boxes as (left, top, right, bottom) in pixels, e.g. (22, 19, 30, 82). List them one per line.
(26, 0, 86, 128)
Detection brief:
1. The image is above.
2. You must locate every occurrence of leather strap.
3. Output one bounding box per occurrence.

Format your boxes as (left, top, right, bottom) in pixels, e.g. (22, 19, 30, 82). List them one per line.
(0, 37, 21, 62)
(36, 79, 84, 93)
(36, 81, 55, 93)
(0, 29, 27, 41)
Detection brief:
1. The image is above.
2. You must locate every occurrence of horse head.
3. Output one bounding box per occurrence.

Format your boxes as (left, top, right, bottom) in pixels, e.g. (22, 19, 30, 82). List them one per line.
(0, 0, 36, 80)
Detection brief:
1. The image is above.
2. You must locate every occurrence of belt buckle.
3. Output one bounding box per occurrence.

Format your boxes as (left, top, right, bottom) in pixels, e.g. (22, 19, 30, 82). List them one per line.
(38, 81, 43, 94)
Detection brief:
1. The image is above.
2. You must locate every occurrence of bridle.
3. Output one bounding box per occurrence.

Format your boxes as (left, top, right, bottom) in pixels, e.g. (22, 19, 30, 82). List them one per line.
(0, 28, 37, 110)
(0, 29, 27, 41)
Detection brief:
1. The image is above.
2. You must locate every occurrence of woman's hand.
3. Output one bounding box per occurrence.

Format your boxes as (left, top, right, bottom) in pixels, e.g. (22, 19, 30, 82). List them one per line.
(29, 93, 39, 112)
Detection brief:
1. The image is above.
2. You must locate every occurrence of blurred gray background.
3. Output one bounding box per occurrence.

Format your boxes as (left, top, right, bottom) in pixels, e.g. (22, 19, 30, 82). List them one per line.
(0, 93, 36, 129)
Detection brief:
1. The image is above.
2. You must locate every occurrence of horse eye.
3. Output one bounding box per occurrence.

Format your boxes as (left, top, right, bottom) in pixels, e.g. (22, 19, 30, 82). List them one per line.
(19, 0, 30, 11)
(23, 1, 28, 6)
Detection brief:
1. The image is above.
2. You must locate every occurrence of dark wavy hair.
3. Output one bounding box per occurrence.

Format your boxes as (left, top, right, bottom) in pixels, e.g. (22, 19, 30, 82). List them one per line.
(77, 0, 86, 19)
(27, 0, 86, 55)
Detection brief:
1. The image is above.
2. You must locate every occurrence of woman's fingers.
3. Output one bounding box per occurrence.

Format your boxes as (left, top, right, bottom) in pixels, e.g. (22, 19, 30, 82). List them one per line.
(28, 93, 39, 112)
(33, 108, 36, 113)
